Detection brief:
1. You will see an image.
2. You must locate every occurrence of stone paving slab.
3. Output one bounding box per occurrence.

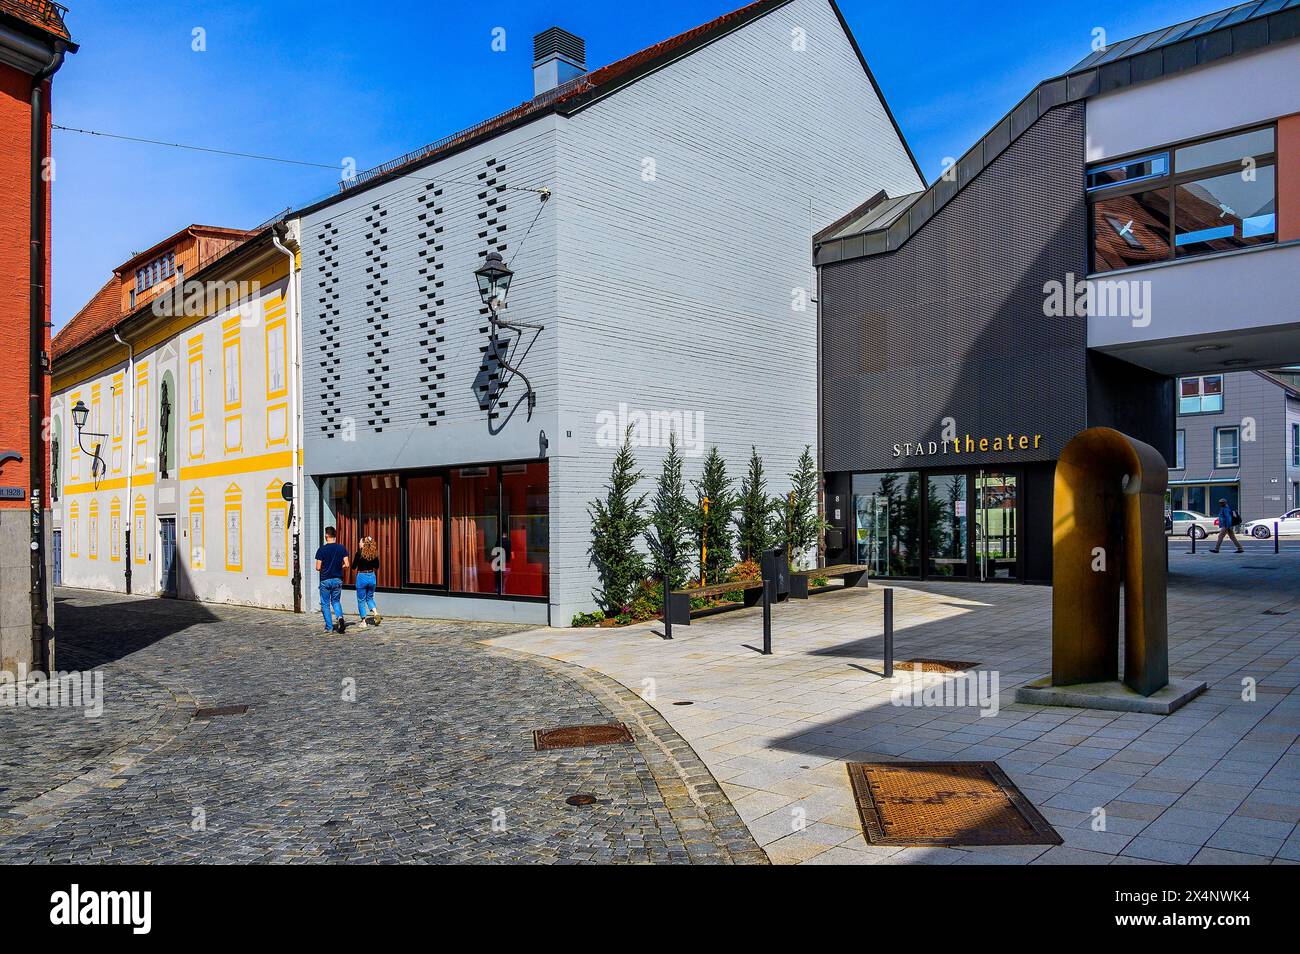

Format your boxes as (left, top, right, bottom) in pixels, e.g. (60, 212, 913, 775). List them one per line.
(488, 547, 1300, 864)
(0, 588, 763, 864)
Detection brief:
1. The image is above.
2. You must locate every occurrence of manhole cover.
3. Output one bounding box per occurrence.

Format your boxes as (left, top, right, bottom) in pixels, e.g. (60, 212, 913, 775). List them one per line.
(533, 724, 634, 751)
(892, 659, 978, 673)
(565, 794, 597, 806)
(193, 705, 249, 719)
(847, 761, 1062, 847)
(672, 701, 694, 706)
(1262, 609, 1289, 616)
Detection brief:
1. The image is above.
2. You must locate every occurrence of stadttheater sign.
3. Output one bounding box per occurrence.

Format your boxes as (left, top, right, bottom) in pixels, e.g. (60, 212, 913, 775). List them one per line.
(892, 433, 1044, 459)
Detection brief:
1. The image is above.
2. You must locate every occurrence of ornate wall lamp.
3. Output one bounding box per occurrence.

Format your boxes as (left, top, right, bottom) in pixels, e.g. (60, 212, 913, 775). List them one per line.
(475, 250, 543, 419)
(70, 399, 107, 485)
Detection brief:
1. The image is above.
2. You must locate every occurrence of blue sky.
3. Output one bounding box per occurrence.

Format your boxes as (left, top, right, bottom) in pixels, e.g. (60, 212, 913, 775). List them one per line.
(51, 0, 1230, 329)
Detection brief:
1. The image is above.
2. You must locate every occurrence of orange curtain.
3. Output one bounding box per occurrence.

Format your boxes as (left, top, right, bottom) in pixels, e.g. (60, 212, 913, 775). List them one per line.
(358, 474, 400, 588)
(407, 476, 444, 585)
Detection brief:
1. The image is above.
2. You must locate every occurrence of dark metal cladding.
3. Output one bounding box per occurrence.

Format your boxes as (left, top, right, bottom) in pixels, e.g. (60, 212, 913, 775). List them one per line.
(819, 103, 1089, 475)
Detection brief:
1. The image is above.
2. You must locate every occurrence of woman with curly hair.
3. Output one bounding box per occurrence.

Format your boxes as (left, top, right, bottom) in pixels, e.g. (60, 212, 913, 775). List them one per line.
(352, 535, 382, 626)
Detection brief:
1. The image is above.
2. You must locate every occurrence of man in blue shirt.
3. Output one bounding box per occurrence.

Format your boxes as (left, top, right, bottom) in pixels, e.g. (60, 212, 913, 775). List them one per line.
(314, 526, 350, 632)
(1210, 498, 1244, 554)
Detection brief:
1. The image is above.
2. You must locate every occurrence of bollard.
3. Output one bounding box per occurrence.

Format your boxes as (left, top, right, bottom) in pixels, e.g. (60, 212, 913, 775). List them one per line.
(883, 588, 894, 678)
(662, 572, 673, 640)
(1275, 522, 1280, 555)
(762, 578, 773, 655)
(1191, 529, 1196, 554)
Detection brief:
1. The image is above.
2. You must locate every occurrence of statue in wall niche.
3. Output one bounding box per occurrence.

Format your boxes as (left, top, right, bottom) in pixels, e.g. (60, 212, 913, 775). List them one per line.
(159, 380, 171, 479)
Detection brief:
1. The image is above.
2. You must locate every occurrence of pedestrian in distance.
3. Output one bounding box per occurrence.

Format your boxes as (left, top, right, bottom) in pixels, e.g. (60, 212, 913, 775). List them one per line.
(353, 535, 382, 627)
(314, 525, 350, 633)
(1209, 497, 1245, 554)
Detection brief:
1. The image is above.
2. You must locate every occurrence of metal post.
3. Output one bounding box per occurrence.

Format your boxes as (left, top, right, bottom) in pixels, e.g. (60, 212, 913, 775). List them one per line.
(1275, 522, 1280, 555)
(883, 588, 894, 678)
(762, 578, 772, 655)
(662, 571, 673, 640)
(1191, 529, 1196, 554)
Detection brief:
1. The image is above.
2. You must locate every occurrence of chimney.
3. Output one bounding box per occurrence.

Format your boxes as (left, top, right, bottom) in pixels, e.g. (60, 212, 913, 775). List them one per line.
(533, 27, 586, 96)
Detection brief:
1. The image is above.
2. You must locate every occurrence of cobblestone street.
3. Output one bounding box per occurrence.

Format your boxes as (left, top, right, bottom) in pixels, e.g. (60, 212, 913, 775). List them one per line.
(0, 589, 761, 864)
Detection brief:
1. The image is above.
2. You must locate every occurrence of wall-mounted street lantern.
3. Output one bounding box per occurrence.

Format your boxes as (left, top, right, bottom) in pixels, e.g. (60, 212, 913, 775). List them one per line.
(70, 399, 107, 483)
(474, 250, 513, 310)
(474, 250, 542, 420)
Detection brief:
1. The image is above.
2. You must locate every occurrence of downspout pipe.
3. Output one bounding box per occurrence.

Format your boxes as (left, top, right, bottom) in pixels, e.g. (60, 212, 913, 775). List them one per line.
(29, 41, 67, 672)
(271, 225, 303, 613)
(112, 326, 134, 594)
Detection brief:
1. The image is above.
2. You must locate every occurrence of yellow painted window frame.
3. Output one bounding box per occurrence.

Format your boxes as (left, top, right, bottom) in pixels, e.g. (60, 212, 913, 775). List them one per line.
(69, 390, 82, 463)
(222, 316, 243, 454)
(266, 479, 288, 577)
(135, 361, 149, 472)
(133, 494, 148, 564)
(189, 488, 205, 570)
(88, 498, 99, 560)
(187, 333, 205, 461)
(264, 306, 289, 448)
(109, 496, 121, 562)
(68, 501, 79, 558)
(224, 482, 243, 572)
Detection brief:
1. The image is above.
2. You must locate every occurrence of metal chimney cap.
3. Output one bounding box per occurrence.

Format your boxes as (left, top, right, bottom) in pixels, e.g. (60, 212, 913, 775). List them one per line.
(533, 27, 585, 67)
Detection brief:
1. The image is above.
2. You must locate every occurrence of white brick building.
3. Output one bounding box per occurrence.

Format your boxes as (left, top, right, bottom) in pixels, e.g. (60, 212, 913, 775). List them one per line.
(295, 0, 923, 625)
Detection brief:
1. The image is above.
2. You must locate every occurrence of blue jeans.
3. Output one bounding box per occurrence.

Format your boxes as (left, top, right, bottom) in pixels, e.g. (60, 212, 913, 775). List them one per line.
(319, 578, 343, 630)
(356, 571, 378, 618)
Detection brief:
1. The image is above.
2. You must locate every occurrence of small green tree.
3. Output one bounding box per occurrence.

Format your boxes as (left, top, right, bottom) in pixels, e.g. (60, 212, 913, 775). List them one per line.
(587, 425, 648, 612)
(645, 431, 693, 591)
(735, 446, 774, 562)
(691, 446, 736, 585)
(775, 444, 824, 569)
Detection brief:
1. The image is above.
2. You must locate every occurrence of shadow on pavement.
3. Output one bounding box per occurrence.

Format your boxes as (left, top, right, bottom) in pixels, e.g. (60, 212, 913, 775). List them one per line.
(54, 590, 221, 668)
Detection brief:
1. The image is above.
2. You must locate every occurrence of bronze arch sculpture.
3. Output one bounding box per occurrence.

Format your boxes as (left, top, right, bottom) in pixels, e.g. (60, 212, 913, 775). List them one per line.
(1052, 427, 1169, 697)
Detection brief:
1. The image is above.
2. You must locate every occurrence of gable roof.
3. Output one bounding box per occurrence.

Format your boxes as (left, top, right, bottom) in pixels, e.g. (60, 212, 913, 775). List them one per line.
(817, 0, 1300, 265)
(299, 0, 920, 216)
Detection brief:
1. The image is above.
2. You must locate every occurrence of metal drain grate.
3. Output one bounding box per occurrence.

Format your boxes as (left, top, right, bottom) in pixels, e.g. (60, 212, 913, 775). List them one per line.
(847, 761, 1062, 847)
(892, 659, 978, 673)
(194, 704, 249, 719)
(533, 723, 634, 751)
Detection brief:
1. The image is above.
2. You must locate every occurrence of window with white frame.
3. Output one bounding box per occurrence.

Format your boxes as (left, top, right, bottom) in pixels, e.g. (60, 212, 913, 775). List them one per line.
(1180, 375, 1224, 414)
(1215, 426, 1240, 467)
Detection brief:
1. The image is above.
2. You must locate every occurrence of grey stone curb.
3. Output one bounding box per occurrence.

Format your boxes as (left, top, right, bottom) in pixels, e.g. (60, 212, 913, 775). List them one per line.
(486, 643, 770, 865)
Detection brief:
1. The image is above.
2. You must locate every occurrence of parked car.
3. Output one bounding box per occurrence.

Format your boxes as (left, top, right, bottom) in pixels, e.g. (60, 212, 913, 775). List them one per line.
(1166, 510, 1218, 539)
(1242, 509, 1300, 539)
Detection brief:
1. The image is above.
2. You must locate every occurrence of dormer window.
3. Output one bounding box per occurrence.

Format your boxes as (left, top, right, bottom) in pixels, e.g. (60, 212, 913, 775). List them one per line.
(135, 251, 176, 292)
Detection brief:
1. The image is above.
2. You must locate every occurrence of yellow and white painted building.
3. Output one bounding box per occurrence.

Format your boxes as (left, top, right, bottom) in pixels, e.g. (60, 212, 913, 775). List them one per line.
(50, 223, 304, 610)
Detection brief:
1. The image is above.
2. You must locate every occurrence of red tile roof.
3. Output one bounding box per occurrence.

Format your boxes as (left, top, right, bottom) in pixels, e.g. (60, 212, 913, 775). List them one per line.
(52, 224, 258, 365)
(0, 0, 73, 43)
(332, 0, 786, 200)
(52, 275, 120, 362)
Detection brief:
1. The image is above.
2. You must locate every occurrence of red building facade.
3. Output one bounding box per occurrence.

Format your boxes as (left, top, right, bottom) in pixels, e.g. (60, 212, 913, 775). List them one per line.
(0, 1, 75, 673)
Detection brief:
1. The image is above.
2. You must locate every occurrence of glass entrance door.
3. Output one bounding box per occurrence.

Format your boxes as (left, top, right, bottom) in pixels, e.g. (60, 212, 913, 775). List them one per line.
(975, 471, 1018, 580)
(926, 473, 969, 577)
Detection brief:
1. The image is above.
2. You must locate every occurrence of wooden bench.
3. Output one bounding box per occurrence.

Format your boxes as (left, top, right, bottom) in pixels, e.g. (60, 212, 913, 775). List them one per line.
(789, 563, 870, 599)
(666, 578, 765, 626)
